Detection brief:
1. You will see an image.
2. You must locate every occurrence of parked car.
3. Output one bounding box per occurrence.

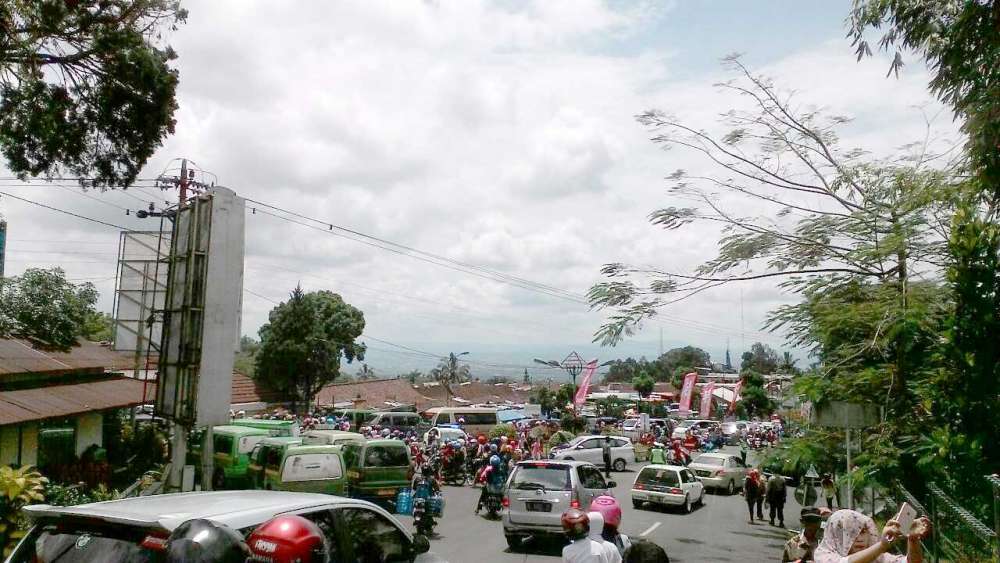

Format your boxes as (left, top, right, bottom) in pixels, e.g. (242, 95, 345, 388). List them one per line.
(671, 419, 720, 440)
(341, 439, 412, 506)
(209, 425, 270, 489)
(423, 427, 468, 445)
(687, 452, 748, 495)
(369, 412, 424, 434)
(501, 460, 617, 550)
(8, 491, 441, 562)
(631, 464, 705, 513)
(721, 421, 750, 445)
(549, 435, 636, 471)
(329, 408, 378, 431)
(422, 407, 498, 436)
(269, 444, 349, 496)
(301, 429, 367, 447)
(247, 436, 303, 489)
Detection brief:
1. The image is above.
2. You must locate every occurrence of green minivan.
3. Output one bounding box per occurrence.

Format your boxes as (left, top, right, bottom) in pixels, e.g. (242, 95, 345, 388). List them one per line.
(210, 425, 270, 489)
(268, 444, 348, 496)
(247, 436, 303, 489)
(342, 439, 412, 506)
(231, 418, 299, 437)
(301, 429, 367, 447)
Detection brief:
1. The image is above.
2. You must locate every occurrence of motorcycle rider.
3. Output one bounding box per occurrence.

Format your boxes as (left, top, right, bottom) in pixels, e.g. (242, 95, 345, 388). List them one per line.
(561, 508, 607, 563)
(590, 495, 632, 557)
(412, 463, 442, 535)
(165, 519, 249, 563)
(476, 454, 505, 516)
(247, 514, 329, 562)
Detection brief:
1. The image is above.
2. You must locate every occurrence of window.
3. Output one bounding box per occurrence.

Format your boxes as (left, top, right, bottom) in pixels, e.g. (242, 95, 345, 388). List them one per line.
(238, 435, 265, 454)
(264, 446, 283, 471)
(463, 412, 497, 425)
(342, 445, 360, 469)
(637, 467, 679, 487)
(364, 446, 409, 468)
(10, 520, 164, 563)
(213, 434, 234, 456)
(436, 413, 452, 424)
(682, 470, 696, 483)
(337, 507, 411, 562)
(577, 439, 600, 450)
(612, 438, 629, 448)
(577, 466, 606, 489)
(510, 465, 571, 491)
(298, 510, 341, 561)
(282, 453, 344, 482)
(38, 419, 77, 470)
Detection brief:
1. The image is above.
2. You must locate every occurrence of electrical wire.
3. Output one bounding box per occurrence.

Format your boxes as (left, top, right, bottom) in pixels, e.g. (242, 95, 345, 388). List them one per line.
(0, 191, 131, 230)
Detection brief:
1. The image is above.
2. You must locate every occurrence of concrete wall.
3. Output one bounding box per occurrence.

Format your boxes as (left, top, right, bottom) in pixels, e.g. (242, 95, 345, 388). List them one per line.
(75, 412, 103, 456)
(0, 424, 40, 467)
(20, 423, 37, 466)
(0, 426, 18, 466)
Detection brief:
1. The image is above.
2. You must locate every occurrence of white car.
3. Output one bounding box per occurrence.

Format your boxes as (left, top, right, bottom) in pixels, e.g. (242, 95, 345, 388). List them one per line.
(8, 490, 445, 562)
(549, 435, 636, 471)
(671, 419, 719, 440)
(631, 464, 705, 513)
(424, 426, 468, 445)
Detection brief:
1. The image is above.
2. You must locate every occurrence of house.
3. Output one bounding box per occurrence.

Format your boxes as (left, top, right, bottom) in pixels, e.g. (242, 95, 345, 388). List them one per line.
(0, 338, 147, 471)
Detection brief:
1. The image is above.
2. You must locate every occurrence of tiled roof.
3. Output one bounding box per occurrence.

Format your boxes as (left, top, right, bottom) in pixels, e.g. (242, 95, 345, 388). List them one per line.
(231, 372, 283, 405)
(0, 338, 134, 376)
(0, 377, 148, 425)
(315, 378, 435, 410)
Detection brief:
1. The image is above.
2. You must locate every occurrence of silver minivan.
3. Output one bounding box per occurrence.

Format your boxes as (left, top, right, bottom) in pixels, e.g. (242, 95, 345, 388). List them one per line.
(501, 460, 616, 551)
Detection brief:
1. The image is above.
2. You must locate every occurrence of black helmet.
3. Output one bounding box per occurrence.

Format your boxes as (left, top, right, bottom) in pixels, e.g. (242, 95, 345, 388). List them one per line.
(166, 519, 249, 563)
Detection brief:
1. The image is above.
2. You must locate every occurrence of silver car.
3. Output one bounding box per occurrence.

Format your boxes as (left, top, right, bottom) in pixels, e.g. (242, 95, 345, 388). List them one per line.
(687, 452, 749, 495)
(501, 460, 617, 550)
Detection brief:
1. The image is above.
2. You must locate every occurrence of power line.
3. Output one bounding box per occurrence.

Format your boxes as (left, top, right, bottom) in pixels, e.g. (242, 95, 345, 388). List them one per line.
(0, 191, 131, 231)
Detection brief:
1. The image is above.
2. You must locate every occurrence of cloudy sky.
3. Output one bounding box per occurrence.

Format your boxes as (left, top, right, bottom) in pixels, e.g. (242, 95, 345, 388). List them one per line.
(0, 1, 952, 379)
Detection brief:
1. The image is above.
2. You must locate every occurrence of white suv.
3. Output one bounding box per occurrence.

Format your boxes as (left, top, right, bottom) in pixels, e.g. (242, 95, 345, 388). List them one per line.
(549, 435, 636, 471)
(7, 490, 444, 562)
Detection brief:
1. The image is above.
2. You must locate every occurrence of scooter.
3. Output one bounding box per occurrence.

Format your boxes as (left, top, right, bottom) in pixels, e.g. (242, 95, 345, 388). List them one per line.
(443, 453, 467, 486)
(483, 481, 504, 519)
(411, 470, 442, 536)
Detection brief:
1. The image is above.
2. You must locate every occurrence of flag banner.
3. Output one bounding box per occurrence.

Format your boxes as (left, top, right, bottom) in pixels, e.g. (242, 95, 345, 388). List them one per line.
(700, 382, 715, 418)
(573, 359, 599, 405)
(678, 372, 698, 414)
(729, 379, 744, 414)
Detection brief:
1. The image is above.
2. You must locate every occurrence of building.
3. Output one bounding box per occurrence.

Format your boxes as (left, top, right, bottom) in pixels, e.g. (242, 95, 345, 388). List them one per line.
(0, 338, 147, 471)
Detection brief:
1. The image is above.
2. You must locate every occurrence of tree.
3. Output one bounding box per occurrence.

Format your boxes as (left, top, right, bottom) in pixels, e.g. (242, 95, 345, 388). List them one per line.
(632, 372, 655, 414)
(778, 351, 798, 375)
(555, 383, 576, 412)
(737, 372, 773, 419)
(740, 342, 779, 374)
(255, 285, 365, 412)
(657, 346, 710, 378)
(430, 353, 471, 406)
(0, 1, 186, 187)
(356, 363, 376, 380)
(0, 267, 98, 349)
(404, 369, 422, 384)
(81, 310, 113, 342)
(530, 387, 556, 418)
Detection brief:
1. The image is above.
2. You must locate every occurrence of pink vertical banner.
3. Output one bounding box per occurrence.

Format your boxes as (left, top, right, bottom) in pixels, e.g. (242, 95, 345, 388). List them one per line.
(678, 372, 698, 415)
(700, 382, 715, 418)
(573, 359, 599, 406)
(728, 380, 743, 414)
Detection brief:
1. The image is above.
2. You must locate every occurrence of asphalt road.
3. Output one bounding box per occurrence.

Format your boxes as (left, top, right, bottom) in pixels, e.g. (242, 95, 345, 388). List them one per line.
(399, 447, 804, 563)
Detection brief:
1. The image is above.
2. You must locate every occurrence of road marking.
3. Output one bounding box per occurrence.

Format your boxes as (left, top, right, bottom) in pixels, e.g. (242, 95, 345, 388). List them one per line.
(640, 522, 661, 537)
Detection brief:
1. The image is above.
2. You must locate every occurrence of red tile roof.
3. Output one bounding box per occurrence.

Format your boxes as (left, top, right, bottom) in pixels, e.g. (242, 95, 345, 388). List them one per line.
(231, 372, 283, 405)
(315, 378, 434, 410)
(0, 377, 148, 425)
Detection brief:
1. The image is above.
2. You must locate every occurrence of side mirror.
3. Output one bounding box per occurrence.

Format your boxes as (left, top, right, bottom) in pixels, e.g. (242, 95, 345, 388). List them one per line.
(606, 481, 617, 488)
(412, 533, 431, 554)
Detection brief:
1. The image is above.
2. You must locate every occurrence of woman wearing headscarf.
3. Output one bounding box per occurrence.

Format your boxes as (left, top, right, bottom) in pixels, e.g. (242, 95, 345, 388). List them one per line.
(814, 509, 930, 563)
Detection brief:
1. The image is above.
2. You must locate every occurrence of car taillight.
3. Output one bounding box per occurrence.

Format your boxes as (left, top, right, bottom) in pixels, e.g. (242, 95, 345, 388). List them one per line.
(140, 533, 169, 551)
(570, 498, 580, 508)
(502, 496, 510, 507)
(634, 483, 645, 490)
(715, 470, 725, 477)
(668, 487, 682, 494)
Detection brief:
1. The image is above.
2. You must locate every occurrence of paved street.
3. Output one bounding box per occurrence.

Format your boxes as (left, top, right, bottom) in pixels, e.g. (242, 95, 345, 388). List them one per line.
(399, 449, 803, 562)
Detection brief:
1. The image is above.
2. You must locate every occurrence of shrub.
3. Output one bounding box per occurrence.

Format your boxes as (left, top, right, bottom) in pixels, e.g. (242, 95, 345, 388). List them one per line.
(489, 423, 517, 440)
(0, 466, 47, 558)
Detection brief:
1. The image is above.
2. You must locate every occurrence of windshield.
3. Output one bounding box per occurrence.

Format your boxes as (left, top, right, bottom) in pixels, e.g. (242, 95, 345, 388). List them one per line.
(365, 446, 409, 467)
(637, 467, 679, 487)
(676, 420, 695, 428)
(510, 465, 571, 491)
(10, 521, 164, 563)
(693, 456, 725, 466)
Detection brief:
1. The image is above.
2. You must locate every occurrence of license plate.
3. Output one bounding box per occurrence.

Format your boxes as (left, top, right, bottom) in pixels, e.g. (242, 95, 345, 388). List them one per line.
(525, 501, 551, 512)
(377, 488, 396, 496)
(633, 493, 647, 500)
(696, 470, 710, 477)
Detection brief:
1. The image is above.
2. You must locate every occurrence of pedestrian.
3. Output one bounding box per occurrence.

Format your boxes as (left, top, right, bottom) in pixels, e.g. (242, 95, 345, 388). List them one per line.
(814, 509, 931, 563)
(742, 470, 763, 523)
(587, 511, 622, 563)
(781, 507, 823, 562)
(821, 474, 836, 509)
(602, 436, 613, 478)
(591, 495, 632, 557)
(531, 437, 543, 461)
(766, 472, 787, 527)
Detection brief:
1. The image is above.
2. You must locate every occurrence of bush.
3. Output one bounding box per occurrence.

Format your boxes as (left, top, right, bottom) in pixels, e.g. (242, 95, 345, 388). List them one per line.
(0, 466, 46, 558)
(559, 413, 586, 434)
(44, 482, 118, 507)
(489, 423, 517, 440)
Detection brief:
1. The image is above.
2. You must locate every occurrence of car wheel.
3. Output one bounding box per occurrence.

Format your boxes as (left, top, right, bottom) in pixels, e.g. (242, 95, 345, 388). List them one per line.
(727, 479, 736, 495)
(613, 459, 627, 472)
(505, 535, 523, 551)
(683, 495, 692, 514)
(632, 499, 643, 509)
(697, 489, 705, 506)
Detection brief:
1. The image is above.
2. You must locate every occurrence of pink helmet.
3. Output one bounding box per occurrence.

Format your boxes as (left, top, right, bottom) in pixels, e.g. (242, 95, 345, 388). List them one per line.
(589, 495, 622, 529)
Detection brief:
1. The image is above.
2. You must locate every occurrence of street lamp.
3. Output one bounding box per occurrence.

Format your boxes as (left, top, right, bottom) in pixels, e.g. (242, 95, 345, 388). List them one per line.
(534, 351, 586, 414)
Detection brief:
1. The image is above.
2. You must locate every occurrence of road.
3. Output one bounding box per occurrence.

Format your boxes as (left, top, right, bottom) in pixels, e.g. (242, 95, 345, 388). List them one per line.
(400, 447, 804, 562)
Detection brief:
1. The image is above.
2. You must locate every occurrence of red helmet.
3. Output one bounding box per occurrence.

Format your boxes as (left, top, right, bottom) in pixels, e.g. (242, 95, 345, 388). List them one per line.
(477, 435, 487, 445)
(561, 508, 589, 540)
(247, 515, 328, 563)
(589, 495, 622, 529)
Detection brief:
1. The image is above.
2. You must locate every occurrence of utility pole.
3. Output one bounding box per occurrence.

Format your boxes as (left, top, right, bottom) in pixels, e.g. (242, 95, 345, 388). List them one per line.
(178, 159, 189, 204)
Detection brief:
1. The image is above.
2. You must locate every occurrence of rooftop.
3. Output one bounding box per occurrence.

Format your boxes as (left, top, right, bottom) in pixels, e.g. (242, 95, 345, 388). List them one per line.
(0, 376, 148, 425)
(0, 338, 133, 377)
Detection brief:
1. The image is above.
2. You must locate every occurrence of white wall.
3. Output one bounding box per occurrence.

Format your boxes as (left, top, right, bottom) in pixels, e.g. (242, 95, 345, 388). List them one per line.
(75, 412, 103, 456)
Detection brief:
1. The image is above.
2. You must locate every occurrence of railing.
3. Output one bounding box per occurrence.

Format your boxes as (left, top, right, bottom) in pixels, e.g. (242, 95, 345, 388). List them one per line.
(923, 481, 997, 563)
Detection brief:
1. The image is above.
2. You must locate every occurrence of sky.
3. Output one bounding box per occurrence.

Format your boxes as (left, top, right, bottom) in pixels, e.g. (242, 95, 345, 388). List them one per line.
(0, 1, 955, 380)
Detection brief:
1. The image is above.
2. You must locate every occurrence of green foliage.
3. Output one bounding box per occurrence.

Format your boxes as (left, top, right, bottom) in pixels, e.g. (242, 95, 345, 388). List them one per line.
(0, 267, 98, 350)
(595, 397, 626, 419)
(489, 423, 517, 441)
(559, 413, 586, 435)
(547, 430, 576, 448)
(604, 346, 708, 384)
(81, 311, 113, 342)
(529, 387, 556, 418)
(740, 343, 779, 374)
(0, 1, 186, 187)
(44, 482, 117, 507)
(631, 372, 654, 398)
(0, 465, 47, 557)
(658, 346, 710, 376)
(738, 371, 774, 418)
(255, 285, 366, 411)
(555, 383, 575, 410)
(430, 353, 471, 402)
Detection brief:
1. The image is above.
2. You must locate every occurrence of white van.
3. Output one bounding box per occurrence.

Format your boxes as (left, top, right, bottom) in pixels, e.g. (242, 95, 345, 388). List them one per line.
(422, 407, 498, 435)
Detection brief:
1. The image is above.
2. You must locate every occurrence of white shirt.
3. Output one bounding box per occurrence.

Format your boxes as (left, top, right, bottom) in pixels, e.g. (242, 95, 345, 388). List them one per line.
(562, 538, 608, 563)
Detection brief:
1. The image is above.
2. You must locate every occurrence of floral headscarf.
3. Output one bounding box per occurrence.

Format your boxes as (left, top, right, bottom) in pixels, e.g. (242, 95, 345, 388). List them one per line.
(814, 510, 905, 563)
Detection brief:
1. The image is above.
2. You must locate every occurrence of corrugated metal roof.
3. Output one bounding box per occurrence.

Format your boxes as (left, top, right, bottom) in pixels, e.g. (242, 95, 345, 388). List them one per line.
(0, 377, 148, 425)
(0, 338, 134, 376)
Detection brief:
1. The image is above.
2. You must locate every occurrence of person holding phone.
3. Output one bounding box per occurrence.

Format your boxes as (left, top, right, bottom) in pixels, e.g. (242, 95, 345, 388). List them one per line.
(814, 509, 931, 563)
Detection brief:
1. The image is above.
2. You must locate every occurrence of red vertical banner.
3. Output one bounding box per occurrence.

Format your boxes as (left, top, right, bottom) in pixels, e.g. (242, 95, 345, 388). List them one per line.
(728, 379, 743, 414)
(700, 382, 715, 418)
(573, 359, 598, 406)
(678, 372, 698, 415)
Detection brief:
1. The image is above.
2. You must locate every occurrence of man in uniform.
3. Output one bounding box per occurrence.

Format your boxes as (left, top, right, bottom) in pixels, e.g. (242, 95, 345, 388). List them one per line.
(781, 507, 823, 562)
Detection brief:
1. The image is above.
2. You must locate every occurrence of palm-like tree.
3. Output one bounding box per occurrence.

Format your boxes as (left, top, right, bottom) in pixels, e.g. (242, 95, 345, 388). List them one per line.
(431, 352, 471, 405)
(356, 363, 376, 380)
(779, 352, 799, 374)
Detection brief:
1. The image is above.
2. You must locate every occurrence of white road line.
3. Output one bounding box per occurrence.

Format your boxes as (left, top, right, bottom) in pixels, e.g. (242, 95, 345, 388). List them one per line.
(640, 522, 661, 537)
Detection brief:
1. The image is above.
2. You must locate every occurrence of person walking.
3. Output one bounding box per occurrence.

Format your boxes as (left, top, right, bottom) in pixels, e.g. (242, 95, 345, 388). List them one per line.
(602, 437, 613, 478)
(766, 472, 788, 527)
(531, 437, 543, 461)
(821, 474, 837, 509)
(742, 470, 763, 523)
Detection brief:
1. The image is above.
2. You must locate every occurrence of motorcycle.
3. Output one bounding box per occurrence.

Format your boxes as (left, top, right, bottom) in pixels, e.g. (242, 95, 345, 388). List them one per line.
(443, 452, 467, 486)
(411, 470, 442, 537)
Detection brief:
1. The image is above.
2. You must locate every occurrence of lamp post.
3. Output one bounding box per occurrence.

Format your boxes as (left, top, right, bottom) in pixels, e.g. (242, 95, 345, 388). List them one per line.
(442, 351, 469, 407)
(534, 351, 585, 414)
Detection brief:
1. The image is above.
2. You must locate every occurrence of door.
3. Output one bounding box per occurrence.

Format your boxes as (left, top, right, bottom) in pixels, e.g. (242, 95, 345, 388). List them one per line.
(728, 456, 748, 484)
(334, 506, 415, 562)
(611, 438, 633, 465)
(576, 465, 611, 507)
(681, 468, 703, 500)
(573, 438, 601, 464)
(360, 445, 411, 500)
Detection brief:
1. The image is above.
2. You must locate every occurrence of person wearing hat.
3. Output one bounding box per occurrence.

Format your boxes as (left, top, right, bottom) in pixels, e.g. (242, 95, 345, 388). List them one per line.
(781, 507, 824, 562)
